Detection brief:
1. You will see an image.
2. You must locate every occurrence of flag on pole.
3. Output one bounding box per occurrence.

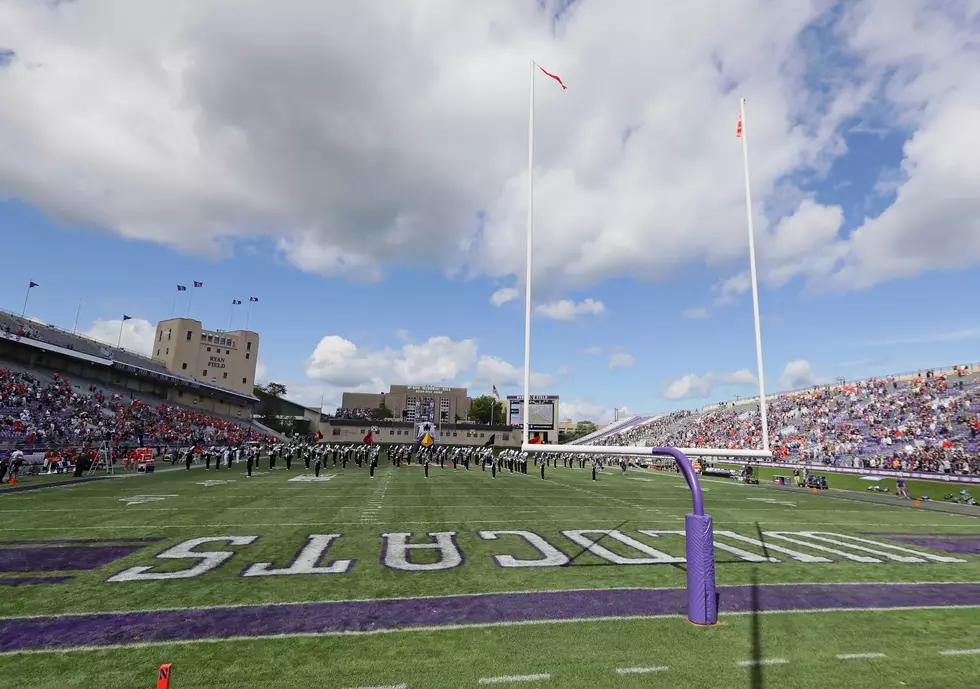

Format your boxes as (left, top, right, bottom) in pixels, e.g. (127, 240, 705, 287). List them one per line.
(176, 285, 187, 291)
(362, 431, 373, 445)
(232, 299, 242, 305)
(537, 65, 567, 89)
(492, 384, 500, 399)
(193, 281, 203, 288)
(736, 112, 743, 138)
(249, 296, 259, 302)
(528, 435, 543, 444)
(484, 434, 496, 447)
(122, 314, 132, 321)
(29, 281, 38, 289)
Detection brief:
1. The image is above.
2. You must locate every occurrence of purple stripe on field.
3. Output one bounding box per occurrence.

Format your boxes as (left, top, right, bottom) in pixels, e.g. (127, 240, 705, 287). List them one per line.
(0, 546, 144, 573)
(881, 537, 980, 555)
(0, 576, 74, 587)
(0, 539, 164, 546)
(2, 583, 979, 652)
(0, 475, 117, 494)
(860, 532, 979, 537)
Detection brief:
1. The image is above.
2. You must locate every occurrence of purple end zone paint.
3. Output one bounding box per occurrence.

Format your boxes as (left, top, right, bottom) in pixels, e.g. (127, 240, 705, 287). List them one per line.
(0, 538, 164, 546)
(0, 546, 144, 573)
(0, 576, 74, 586)
(882, 537, 980, 555)
(685, 513, 717, 625)
(3, 583, 979, 653)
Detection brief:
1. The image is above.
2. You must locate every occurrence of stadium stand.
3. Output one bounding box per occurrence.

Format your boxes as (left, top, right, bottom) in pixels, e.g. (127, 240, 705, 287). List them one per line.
(587, 366, 980, 476)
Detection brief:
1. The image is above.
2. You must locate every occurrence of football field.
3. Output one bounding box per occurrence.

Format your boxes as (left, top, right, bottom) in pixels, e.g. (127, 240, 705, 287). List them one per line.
(1, 457, 979, 688)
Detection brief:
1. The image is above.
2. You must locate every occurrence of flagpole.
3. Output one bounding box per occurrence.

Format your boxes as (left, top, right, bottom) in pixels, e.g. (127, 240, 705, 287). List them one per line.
(739, 97, 770, 453)
(72, 299, 82, 334)
(171, 291, 178, 319)
(117, 318, 125, 348)
(21, 281, 32, 318)
(229, 302, 235, 331)
(187, 289, 194, 318)
(522, 59, 535, 447)
(245, 301, 252, 331)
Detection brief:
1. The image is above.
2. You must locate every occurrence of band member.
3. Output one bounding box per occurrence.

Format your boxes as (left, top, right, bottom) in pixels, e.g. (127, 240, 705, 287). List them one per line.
(246, 453, 253, 478)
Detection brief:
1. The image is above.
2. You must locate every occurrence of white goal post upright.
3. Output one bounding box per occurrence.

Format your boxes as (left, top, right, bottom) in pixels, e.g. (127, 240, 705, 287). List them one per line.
(519, 85, 773, 625)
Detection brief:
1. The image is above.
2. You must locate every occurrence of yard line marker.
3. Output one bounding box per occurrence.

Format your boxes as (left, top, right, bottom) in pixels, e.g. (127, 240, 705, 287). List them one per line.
(837, 653, 885, 660)
(346, 685, 407, 689)
(615, 666, 668, 674)
(736, 659, 788, 667)
(939, 649, 980, 655)
(478, 674, 550, 684)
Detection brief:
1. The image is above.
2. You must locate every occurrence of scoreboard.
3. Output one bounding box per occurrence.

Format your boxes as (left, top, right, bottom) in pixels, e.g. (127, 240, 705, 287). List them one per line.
(506, 394, 559, 436)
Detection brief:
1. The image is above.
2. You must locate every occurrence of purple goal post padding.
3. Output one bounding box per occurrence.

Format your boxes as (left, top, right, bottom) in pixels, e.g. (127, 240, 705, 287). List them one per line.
(685, 513, 717, 625)
(652, 447, 718, 625)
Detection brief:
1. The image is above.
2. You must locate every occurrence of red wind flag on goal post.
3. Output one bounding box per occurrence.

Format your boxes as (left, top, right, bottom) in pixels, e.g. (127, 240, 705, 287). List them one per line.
(537, 64, 567, 90)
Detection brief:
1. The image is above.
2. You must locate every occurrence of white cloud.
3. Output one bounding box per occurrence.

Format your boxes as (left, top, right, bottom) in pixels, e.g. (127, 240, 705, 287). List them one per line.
(714, 272, 751, 305)
(555, 365, 571, 377)
(560, 399, 630, 426)
(778, 359, 832, 391)
(1, 1, 976, 296)
(470, 355, 555, 391)
(254, 361, 269, 385)
(82, 317, 155, 355)
(535, 298, 605, 321)
(395, 329, 411, 342)
(306, 335, 477, 389)
(607, 352, 636, 370)
(489, 287, 519, 307)
(681, 307, 710, 320)
(659, 368, 758, 400)
(583, 346, 604, 356)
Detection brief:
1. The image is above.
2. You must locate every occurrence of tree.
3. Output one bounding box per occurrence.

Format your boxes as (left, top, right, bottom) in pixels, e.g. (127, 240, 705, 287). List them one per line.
(264, 382, 288, 398)
(560, 421, 599, 443)
(371, 401, 394, 420)
(467, 395, 506, 424)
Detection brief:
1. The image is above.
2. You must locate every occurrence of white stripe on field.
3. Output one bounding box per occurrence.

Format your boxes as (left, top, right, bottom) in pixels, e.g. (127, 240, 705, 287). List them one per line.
(478, 674, 550, 684)
(615, 666, 668, 674)
(736, 659, 788, 667)
(836, 653, 885, 660)
(346, 685, 406, 689)
(939, 648, 980, 655)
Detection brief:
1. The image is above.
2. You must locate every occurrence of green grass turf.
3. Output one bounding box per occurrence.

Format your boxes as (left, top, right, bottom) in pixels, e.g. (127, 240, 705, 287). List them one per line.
(0, 456, 978, 688)
(716, 463, 980, 502)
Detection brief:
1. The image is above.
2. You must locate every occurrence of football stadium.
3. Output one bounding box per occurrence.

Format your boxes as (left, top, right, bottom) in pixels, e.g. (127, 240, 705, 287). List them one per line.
(4, 2, 980, 687)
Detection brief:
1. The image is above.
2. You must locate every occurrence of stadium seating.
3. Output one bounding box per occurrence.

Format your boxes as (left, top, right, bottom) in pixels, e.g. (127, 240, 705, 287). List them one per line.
(589, 370, 980, 476)
(0, 366, 271, 449)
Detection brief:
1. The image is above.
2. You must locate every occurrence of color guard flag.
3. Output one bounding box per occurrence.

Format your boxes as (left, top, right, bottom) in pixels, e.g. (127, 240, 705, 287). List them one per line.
(528, 435, 543, 444)
(537, 65, 567, 89)
(315, 430, 323, 441)
(362, 431, 373, 445)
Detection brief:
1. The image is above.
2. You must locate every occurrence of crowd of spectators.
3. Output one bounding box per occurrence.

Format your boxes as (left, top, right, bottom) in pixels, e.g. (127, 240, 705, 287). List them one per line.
(0, 367, 272, 451)
(600, 369, 980, 476)
(331, 407, 373, 420)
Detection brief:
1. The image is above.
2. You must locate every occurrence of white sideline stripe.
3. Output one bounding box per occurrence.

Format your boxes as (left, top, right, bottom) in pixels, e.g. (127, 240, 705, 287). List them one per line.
(939, 648, 980, 655)
(1, 605, 979, 657)
(837, 652, 886, 660)
(616, 666, 668, 674)
(478, 674, 550, 684)
(737, 659, 788, 667)
(3, 581, 979, 621)
(346, 685, 407, 689)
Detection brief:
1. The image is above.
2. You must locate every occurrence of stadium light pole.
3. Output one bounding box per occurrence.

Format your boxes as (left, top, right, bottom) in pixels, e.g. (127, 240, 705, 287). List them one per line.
(738, 97, 770, 453)
(72, 298, 83, 334)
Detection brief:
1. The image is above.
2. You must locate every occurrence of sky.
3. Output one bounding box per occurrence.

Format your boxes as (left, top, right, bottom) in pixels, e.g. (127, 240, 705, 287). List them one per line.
(1, 0, 979, 424)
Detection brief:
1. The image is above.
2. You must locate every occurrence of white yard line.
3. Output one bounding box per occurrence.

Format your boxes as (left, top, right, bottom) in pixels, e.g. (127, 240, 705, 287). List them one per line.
(939, 648, 980, 655)
(477, 674, 550, 684)
(615, 666, 668, 674)
(736, 659, 788, 667)
(836, 652, 885, 660)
